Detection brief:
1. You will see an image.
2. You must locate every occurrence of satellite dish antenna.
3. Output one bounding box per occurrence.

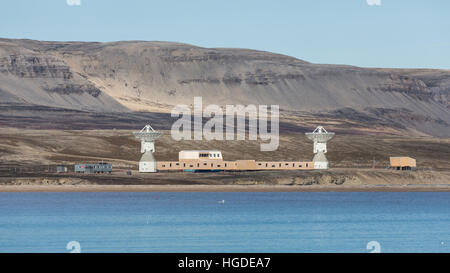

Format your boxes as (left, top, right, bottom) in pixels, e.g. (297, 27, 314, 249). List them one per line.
(305, 126, 335, 169)
(134, 125, 161, 173)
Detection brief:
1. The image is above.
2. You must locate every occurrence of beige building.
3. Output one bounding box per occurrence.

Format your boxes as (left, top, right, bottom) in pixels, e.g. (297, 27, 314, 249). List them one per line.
(157, 150, 314, 172)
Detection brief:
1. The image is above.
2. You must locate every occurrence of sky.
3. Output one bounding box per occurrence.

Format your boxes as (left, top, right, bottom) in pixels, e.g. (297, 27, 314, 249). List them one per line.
(0, 0, 449, 69)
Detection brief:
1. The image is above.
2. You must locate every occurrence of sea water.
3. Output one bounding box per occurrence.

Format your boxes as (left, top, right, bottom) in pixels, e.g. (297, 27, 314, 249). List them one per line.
(0, 192, 448, 253)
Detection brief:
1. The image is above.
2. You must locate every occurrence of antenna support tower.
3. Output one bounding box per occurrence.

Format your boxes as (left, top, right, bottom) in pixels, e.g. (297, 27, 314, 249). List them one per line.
(305, 126, 335, 169)
(134, 125, 161, 173)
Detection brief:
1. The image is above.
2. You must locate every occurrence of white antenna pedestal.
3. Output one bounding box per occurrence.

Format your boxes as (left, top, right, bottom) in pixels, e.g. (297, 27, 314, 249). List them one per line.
(134, 125, 161, 173)
(305, 126, 335, 170)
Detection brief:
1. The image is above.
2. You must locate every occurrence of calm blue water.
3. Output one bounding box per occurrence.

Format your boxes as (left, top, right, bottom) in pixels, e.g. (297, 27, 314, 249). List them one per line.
(0, 192, 448, 253)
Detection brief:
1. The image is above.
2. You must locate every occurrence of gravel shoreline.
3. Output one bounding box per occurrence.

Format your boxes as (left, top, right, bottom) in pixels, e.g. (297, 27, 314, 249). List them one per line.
(1, 184, 450, 192)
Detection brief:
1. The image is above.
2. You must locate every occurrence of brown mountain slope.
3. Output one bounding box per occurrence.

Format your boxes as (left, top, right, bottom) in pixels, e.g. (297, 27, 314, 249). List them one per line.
(0, 38, 449, 136)
(0, 39, 127, 112)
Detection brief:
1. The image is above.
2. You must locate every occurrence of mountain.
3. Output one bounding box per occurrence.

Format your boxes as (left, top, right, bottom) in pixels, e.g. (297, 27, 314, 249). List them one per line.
(0, 38, 449, 136)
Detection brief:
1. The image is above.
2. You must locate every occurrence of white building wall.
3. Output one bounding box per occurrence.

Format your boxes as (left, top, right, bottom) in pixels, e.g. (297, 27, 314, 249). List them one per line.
(179, 151, 223, 160)
(314, 161, 328, 170)
(139, 161, 157, 173)
(179, 151, 200, 160)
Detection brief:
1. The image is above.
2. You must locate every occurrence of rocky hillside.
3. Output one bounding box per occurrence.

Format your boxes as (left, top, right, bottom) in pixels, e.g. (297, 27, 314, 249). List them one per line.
(0, 38, 449, 136)
(0, 39, 127, 112)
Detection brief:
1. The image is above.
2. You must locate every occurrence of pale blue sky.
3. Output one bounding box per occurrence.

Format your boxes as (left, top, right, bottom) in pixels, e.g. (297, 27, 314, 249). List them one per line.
(1, 0, 449, 69)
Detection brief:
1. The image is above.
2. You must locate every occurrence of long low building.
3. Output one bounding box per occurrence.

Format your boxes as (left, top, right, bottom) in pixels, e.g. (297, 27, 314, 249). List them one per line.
(157, 150, 314, 171)
(75, 163, 113, 174)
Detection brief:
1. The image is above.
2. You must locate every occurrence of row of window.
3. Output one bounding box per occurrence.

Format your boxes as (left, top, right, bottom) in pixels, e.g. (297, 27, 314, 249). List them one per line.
(160, 162, 309, 168)
(161, 162, 229, 168)
(199, 153, 220, 158)
(76, 165, 111, 169)
(257, 163, 309, 168)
